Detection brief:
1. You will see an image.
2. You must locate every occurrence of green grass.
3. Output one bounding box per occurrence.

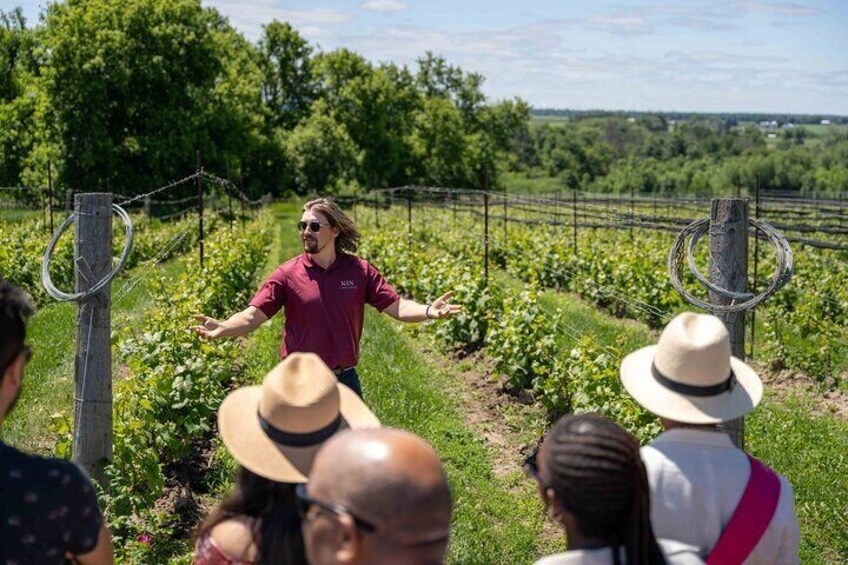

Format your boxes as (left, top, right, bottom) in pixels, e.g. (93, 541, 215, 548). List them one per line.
(359, 314, 565, 563)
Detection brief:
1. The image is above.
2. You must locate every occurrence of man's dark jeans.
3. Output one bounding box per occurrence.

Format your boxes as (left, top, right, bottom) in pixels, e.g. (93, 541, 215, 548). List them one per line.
(337, 367, 363, 398)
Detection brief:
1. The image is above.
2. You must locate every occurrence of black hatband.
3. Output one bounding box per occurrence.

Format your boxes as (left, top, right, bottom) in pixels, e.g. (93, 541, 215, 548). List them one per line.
(651, 363, 735, 397)
(258, 412, 342, 447)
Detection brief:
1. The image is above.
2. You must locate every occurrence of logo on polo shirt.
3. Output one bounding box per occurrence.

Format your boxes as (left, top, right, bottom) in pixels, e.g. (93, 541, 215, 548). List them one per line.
(340, 280, 357, 290)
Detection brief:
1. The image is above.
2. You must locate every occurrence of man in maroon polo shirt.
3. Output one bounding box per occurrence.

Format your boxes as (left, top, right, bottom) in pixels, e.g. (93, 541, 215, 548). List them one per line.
(191, 197, 460, 396)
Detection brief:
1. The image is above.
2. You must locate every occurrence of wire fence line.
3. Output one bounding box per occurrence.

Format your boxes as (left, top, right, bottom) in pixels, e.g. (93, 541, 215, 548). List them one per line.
(354, 187, 848, 251)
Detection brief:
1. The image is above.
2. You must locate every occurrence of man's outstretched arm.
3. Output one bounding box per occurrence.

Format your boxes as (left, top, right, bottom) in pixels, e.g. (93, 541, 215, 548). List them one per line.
(191, 306, 269, 339)
(383, 292, 462, 323)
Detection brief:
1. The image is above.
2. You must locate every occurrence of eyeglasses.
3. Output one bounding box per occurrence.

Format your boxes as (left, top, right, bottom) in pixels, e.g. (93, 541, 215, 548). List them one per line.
(523, 446, 542, 483)
(298, 221, 330, 233)
(295, 483, 377, 533)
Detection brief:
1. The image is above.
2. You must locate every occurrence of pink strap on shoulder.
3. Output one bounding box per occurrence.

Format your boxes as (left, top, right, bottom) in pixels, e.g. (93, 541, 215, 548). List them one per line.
(706, 455, 781, 565)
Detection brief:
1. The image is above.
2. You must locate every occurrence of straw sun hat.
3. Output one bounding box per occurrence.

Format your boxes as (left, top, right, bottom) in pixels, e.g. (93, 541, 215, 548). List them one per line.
(620, 312, 763, 424)
(218, 352, 380, 483)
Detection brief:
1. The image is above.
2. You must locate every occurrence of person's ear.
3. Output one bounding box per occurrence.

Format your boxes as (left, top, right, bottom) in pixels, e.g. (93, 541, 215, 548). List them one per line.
(545, 488, 567, 523)
(3, 354, 24, 389)
(334, 514, 362, 563)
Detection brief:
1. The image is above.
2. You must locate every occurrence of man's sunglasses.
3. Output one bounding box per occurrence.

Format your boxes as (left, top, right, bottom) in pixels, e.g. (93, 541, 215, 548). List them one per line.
(295, 483, 377, 533)
(297, 221, 329, 233)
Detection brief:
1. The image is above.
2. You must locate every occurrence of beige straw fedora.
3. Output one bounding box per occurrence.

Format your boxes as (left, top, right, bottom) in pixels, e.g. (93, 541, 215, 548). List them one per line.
(218, 352, 380, 483)
(620, 312, 763, 424)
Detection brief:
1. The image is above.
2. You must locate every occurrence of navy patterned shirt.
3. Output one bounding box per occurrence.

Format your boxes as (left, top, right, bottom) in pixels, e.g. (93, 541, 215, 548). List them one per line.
(0, 440, 103, 564)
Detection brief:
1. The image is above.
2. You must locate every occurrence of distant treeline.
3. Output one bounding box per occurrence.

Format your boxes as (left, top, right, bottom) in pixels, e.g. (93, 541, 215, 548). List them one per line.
(532, 109, 848, 126)
(511, 114, 848, 194)
(0, 0, 526, 200)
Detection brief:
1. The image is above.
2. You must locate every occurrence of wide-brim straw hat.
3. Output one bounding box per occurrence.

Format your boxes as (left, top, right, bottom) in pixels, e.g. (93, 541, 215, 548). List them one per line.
(218, 352, 380, 483)
(620, 312, 763, 424)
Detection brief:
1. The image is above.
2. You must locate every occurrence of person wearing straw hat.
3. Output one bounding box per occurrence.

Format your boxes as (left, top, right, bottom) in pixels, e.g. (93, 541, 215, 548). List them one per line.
(192, 197, 461, 398)
(620, 312, 799, 565)
(194, 352, 380, 565)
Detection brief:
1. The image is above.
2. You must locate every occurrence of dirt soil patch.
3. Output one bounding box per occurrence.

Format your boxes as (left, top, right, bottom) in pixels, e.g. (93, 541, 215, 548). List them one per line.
(414, 338, 564, 543)
(757, 363, 848, 421)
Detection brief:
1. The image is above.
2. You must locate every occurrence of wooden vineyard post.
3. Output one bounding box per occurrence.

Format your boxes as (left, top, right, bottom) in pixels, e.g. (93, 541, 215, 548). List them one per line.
(709, 198, 748, 449)
(484, 179, 489, 288)
(196, 151, 204, 268)
(72, 193, 113, 484)
(502, 190, 508, 246)
(406, 189, 412, 242)
(572, 189, 578, 254)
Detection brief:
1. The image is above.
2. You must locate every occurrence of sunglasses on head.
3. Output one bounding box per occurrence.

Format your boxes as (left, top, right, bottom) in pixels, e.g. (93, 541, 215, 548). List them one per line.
(298, 221, 329, 233)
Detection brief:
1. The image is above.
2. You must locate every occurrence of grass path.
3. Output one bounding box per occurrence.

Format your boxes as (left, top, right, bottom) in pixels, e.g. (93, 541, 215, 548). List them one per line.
(204, 203, 567, 564)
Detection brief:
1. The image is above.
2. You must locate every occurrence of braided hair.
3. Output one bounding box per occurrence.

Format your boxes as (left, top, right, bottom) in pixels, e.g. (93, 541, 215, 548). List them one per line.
(541, 413, 665, 565)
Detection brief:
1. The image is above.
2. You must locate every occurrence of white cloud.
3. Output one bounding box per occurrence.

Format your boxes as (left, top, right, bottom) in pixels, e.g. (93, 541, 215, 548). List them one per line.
(206, 1, 352, 41)
(743, 2, 825, 17)
(361, 0, 409, 13)
(202, 0, 846, 114)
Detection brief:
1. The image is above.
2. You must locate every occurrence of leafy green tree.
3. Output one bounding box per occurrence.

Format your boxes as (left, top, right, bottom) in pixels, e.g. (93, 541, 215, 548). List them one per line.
(43, 0, 267, 195)
(258, 21, 314, 130)
(284, 101, 358, 195)
(407, 96, 476, 186)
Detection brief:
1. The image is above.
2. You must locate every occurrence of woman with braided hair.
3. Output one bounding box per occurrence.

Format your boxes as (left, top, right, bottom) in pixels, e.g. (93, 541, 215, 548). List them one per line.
(525, 413, 703, 565)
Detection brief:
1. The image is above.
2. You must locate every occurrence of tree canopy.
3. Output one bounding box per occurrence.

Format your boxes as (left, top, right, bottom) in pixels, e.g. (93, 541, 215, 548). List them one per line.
(0, 0, 528, 199)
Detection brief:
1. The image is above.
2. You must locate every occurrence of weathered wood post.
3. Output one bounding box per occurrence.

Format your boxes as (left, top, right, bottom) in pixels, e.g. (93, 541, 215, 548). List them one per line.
(226, 162, 234, 230)
(483, 170, 489, 287)
(239, 176, 246, 229)
(630, 184, 635, 240)
(406, 188, 412, 241)
(709, 198, 748, 449)
(196, 151, 204, 268)
(502, 189, 508, 245)
(72, 193, 113, 484)
(572, 189, 578, 253)
(750, 181, 761, 359)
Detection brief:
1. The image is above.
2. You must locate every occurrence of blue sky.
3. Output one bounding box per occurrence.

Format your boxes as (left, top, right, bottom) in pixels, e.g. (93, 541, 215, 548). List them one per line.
(8, 0, 848, 115)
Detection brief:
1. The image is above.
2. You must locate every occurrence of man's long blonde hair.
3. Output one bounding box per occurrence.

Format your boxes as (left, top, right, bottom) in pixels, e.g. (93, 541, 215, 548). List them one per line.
(304, 198, 362, 254)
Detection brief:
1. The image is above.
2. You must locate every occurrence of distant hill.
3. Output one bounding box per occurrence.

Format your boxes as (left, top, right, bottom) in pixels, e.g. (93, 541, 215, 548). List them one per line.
(531, 108, 848, 125)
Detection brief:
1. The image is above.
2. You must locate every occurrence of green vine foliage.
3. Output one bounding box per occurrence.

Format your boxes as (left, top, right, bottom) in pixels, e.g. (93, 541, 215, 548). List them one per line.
(0, 212, 217, 306)
(367, 205, 848, 387)
(49, 213, 272, 561)
(486, 289, 562, 391)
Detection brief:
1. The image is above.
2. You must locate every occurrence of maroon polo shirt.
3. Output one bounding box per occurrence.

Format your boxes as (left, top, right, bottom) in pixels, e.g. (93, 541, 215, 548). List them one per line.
(249, 252, 400, 369)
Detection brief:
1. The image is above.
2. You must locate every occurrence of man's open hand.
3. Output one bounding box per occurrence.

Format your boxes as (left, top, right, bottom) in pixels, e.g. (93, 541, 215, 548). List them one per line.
(190, 315, 226, 339)
(429, 291, 463, 319)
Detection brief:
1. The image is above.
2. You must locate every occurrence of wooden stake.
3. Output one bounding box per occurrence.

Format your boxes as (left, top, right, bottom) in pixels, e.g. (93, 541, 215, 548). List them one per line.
(709, 198, 748, 449)
(72, 193, 113, 485)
